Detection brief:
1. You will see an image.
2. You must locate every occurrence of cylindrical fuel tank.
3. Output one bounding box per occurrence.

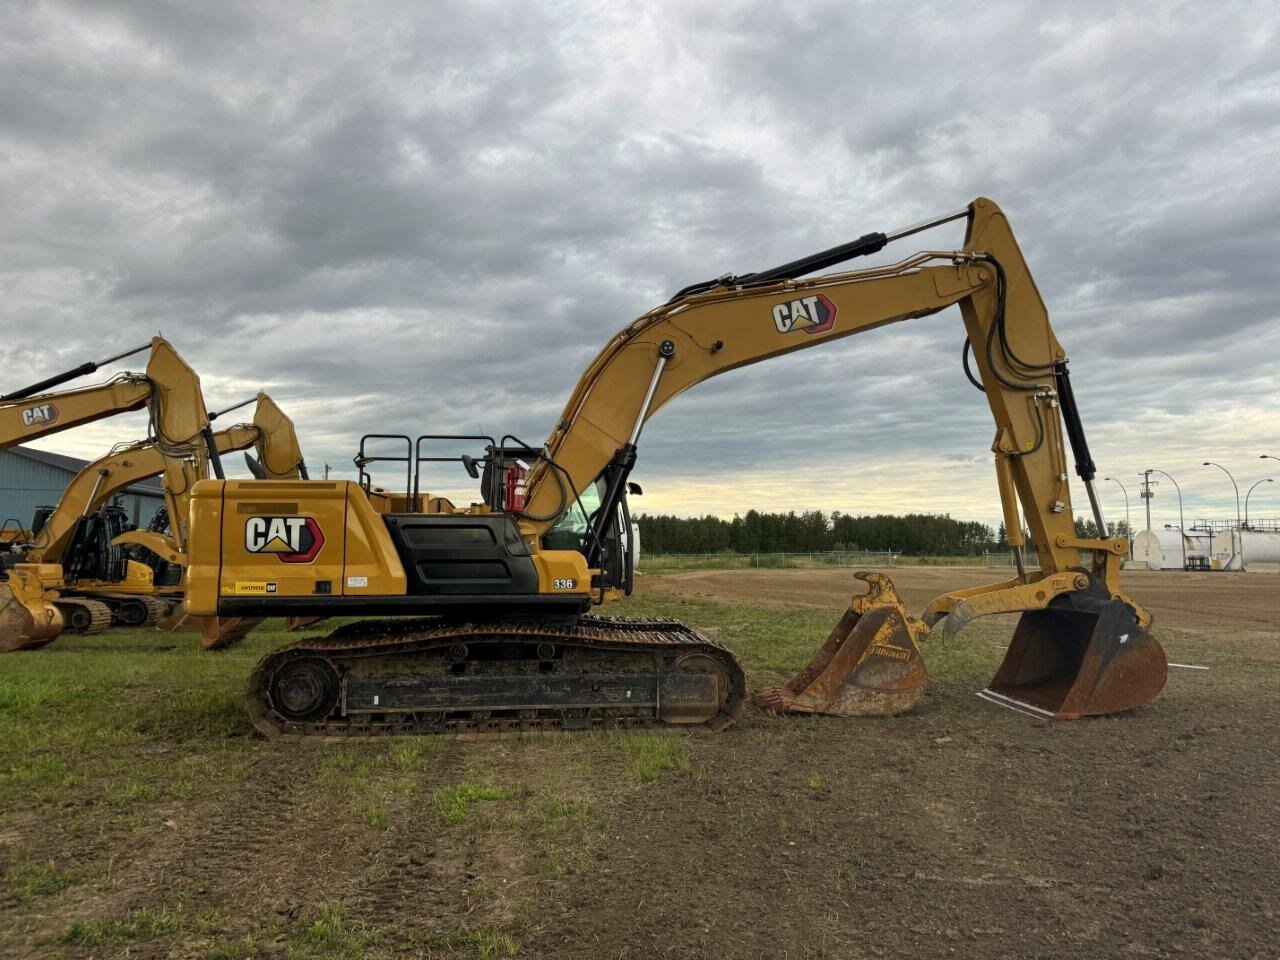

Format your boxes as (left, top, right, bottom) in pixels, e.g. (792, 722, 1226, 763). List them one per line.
(1135, 527, 1280, 570)
(1240, 529, 1280, 564)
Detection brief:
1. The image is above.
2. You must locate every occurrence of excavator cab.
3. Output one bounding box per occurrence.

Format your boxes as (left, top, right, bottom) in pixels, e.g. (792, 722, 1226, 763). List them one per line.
(62, 504, 131, 585)
(539, 472, 639, 598)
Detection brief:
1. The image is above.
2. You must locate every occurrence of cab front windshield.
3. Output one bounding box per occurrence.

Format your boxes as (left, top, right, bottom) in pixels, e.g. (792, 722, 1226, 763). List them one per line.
(543, 477, 605, 553)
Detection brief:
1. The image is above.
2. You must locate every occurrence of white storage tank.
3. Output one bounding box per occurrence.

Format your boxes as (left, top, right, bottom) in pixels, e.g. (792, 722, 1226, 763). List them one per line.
(1240, 529, 1280, 565)
(1135, 527, 1280, 570)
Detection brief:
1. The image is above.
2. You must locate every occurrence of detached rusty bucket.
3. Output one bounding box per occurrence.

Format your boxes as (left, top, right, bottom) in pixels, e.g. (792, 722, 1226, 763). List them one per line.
(753, 572, 927, 717)
(979, 581, 1167, 720)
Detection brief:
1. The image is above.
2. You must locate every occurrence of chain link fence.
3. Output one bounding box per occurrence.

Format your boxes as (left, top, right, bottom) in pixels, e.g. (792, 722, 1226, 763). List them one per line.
(640, 550, 901, 571)
(638, 550, 1035, 571)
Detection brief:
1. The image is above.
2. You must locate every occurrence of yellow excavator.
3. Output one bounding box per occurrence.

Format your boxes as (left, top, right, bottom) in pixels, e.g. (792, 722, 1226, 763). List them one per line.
(0, 392, 307, 651)
(0, 337, 214, 644)
(182, 197, 1166, 736)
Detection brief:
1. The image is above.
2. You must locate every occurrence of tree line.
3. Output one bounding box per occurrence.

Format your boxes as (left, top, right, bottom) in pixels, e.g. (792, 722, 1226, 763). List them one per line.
(635, 511, 1136, 556)
(638, 511, 998, 555)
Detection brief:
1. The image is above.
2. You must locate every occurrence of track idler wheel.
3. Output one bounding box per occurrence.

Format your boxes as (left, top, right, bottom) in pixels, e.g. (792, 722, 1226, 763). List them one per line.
(111, 598, 149, 627)
(979, 580, 1167, 720)
(753, 572, 927, 717)
(268, 657, 339, 722)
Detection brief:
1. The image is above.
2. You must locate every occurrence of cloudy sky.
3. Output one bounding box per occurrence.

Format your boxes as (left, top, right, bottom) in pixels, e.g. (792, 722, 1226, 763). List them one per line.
(3, 0, 1278, 532)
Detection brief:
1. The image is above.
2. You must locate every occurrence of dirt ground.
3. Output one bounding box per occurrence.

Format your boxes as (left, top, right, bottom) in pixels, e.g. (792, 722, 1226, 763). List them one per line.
(2, 567, 1278, 959)
(643, 564, 1280, 634)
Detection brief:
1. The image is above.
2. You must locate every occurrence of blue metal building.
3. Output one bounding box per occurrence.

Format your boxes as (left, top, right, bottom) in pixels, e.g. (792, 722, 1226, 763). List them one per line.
(0, 445, 165, 534)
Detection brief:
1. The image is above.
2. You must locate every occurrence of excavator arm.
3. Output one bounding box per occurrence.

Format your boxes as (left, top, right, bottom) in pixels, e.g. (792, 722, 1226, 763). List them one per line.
(0, 338, 210, 454)
(521, 197, 1164, 719)
(527, 200, 1081, 563)
(245, 393, 310, 481)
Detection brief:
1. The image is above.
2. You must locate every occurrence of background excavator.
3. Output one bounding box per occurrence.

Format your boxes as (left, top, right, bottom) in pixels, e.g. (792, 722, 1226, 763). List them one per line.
(0, 338, 307, 650)
(181, 197, 1167, 737)
(0, 337, 213, 645)
(0, 392, 307, 651)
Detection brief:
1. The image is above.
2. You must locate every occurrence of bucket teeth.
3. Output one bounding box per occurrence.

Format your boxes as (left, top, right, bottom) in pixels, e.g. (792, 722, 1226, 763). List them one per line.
(199, 616, 263, 651)
(155, 602, 262, 650)
(753, 572, 928, 717)
(284, 616, 326, 633)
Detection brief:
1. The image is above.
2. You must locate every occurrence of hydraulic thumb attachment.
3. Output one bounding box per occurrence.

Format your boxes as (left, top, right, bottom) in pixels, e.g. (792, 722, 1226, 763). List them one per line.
(753, 573, 928, 717)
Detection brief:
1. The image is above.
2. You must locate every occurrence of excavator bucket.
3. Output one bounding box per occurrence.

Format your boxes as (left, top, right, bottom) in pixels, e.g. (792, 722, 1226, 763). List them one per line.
(978, 587, 1167, 720)
(156, 601, 262, 650)
(196, 617, 263, 651)
(753, 572, 928, 717)
(0, 581, 62, 652)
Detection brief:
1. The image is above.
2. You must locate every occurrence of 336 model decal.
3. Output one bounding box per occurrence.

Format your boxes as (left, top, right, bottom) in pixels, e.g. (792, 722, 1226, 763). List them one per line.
(244, 516, 325, 563)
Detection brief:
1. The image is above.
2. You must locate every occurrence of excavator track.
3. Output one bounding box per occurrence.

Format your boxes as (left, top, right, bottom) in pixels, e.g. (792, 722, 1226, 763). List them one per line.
(54, 598, 113, 634)
(246, 615, 746, 739)
(93, 593, 170, 627)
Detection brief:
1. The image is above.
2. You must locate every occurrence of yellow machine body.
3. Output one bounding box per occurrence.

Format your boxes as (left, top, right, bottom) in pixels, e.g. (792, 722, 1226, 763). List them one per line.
(184, 480, 595, 617)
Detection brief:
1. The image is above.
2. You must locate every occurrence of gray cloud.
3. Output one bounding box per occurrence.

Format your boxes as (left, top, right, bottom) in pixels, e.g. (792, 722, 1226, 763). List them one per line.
(2, 0, 1277, 529)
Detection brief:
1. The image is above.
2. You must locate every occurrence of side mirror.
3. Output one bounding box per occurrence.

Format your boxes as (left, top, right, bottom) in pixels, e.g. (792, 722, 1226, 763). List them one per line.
(460, 455, 480, 480)
(627, 481, 643, 496)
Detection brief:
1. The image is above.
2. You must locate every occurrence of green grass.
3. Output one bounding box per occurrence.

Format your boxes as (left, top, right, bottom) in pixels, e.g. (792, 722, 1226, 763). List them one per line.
(60, 904, 192, 948)
(292, 901, 378, 959)
(0, 579, 1036, 957)
(532, 797, 592, 836)
(423, 925, 520, 958)
(433, 782, 508, 825)
(610, 731, 693, 782)
(0, 622, 294, 823)
(1, 850, 75, 905)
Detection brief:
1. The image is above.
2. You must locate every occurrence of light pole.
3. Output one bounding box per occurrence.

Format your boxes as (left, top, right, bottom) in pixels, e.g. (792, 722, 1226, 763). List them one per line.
(1103, 476, 1131, 559)
(1149, 468, 1186, 569)
(1245, 478, 1274, 527)
(1203, 461, 1243, 570)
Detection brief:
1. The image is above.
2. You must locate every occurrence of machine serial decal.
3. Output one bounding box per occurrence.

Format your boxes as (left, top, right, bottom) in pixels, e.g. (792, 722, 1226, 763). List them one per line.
(233, 581, 278, 595)
(772, 294, 837, 335)
(244, 516, 325, 563)
(20, 402, 59, 428)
